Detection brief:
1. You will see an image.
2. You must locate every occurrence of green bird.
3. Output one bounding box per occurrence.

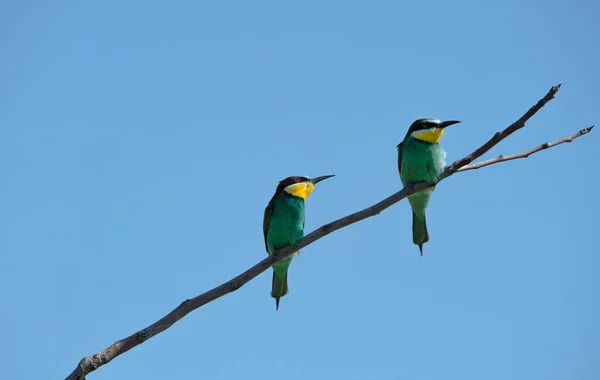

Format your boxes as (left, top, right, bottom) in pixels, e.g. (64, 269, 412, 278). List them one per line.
(397, 118, 460, 255)
(263, 174, 335, 310)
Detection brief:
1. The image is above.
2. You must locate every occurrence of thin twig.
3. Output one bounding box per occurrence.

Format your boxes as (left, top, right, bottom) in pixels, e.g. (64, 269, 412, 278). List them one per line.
(458, 126, 594, 171)
(443, 84, 561, 176)
(66, 84, 588, 380)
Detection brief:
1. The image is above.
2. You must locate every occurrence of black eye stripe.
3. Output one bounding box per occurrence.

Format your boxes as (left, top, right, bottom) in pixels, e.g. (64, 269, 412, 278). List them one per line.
(280, 176, 306, 187)
(414, 122, 430, 131)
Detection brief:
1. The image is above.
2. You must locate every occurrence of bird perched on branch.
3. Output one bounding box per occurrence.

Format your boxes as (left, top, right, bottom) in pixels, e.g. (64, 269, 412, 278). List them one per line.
(397, 118, 460, 255)
(263, 175, 335, 309)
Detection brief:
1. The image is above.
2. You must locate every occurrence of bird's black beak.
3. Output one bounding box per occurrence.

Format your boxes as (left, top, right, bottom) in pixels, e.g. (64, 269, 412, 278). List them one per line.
(440, 120, 461, 129)
(310, 175, 335, 184)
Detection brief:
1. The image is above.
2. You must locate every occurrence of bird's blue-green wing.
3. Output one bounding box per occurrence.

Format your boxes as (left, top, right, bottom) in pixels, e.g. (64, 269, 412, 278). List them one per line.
(262, 203, 273, 253)
(397, 141, 404, 179)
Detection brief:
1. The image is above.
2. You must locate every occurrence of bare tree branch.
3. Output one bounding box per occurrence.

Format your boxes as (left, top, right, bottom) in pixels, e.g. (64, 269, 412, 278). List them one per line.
(442, 84, 562, 175)
(458, 126, 594, 171)
(66, 84, 591, 380)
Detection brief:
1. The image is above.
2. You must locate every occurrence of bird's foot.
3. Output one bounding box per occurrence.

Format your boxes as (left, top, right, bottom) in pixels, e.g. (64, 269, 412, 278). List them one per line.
(406, 183, 423, 195)
(406, 182, 436, 194)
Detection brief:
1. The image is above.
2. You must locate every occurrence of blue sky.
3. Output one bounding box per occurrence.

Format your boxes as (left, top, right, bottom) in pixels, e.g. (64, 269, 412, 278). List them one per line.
(1, 1, 598, 379)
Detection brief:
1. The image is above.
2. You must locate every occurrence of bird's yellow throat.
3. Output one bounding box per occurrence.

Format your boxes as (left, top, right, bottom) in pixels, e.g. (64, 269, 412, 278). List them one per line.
(284, 182, 315, 200)
(413, 128, 445, 144)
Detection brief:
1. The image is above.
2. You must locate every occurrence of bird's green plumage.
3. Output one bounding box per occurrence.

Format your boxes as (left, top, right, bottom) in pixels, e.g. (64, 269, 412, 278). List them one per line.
(262, 174, 333, 308)
(263, 191, 305, 309)
(400, 136, 446, 194)
(398, 125, 448, 255)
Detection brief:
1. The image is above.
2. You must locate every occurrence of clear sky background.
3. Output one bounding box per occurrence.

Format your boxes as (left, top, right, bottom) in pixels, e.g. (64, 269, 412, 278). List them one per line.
(1, 1, 598, 379)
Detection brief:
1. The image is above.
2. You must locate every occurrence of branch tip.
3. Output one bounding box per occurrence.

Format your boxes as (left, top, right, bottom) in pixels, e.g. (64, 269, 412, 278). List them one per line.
(458, 125, 591, 172)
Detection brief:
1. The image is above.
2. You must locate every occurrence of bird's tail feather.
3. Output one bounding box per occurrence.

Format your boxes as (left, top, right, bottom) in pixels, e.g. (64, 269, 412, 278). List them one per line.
(412, 212, 429, 256)
(271, 272, 289, 310)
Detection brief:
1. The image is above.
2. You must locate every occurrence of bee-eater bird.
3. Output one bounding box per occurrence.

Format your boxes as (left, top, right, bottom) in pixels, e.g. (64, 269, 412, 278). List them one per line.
(397, 118, 460, 255)
(263, 174, 335, 310)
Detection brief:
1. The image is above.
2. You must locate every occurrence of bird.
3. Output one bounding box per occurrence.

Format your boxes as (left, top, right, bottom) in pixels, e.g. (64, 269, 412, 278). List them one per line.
(263, 174, 335, 310)
(397, 118, 460, 255)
